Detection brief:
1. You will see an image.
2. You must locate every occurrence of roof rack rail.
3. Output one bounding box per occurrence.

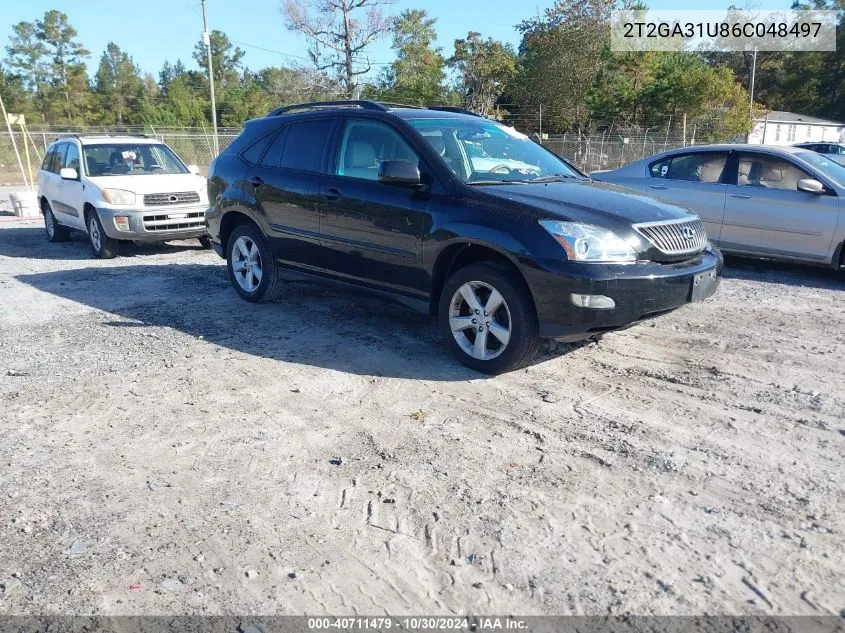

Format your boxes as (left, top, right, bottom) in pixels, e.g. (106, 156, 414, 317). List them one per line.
(267, 100, 390, 116)
(428, 106, 484, 117)
(55, 133, 151, 140)
(376, 102, 422, 109)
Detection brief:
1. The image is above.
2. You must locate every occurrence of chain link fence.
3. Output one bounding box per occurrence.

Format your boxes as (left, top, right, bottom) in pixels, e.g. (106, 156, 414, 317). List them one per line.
(1, 124, 695, 186)
(543, 133, 690, 173)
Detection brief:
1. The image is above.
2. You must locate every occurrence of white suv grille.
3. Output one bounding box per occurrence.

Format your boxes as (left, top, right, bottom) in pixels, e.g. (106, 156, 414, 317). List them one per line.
(144, 191, 201, 207)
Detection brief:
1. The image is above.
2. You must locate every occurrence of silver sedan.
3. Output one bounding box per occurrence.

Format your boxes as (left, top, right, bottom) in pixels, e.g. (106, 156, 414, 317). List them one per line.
(593, 144, 845, 269)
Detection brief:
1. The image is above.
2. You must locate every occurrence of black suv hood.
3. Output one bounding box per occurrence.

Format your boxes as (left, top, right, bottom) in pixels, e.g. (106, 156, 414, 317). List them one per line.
(475, 179, 694, 225)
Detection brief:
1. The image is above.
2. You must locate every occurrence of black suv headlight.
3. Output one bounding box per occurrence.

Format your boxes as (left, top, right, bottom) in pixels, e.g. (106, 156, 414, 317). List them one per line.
(539, 220, 637, 263)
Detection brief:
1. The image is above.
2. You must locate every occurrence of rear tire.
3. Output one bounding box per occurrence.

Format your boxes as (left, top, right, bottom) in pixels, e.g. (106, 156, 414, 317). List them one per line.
(438, 262, 540, 374)
(198, 235, 212, 249)
(226, 223, 284, 302)
(43, 202, 69, 242)
(86, 210, 119, 259)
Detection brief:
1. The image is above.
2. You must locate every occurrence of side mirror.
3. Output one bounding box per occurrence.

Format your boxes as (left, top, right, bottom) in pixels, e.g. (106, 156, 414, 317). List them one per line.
(59, 167, 78, 180)
(378, 160, 421, 187)
(797, 178, 824, 194)
(187, 164, 200, 175)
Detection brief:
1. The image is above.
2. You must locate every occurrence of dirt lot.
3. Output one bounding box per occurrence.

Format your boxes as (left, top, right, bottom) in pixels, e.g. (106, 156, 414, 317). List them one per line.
(0, 209, 843, 616)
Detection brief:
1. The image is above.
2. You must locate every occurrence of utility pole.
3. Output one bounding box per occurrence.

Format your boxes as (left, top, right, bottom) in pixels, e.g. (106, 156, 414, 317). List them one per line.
(201, 0, 219, 156)
(539, 104, 543, 139)
(748, 46, 758, 117)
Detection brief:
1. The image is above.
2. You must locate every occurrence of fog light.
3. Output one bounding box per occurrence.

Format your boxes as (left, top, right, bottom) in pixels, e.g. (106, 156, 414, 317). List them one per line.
(113, 216, 130, 232)
(571, 293, 615, 309)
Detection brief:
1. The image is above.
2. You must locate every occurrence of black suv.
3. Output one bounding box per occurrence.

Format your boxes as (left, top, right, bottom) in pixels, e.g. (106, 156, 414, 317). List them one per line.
(206, 101, 722, 374)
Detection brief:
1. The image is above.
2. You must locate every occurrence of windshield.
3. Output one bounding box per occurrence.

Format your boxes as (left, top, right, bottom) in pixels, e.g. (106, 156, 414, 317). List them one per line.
(408, 118, 582, 184)
(82, 143, 188, 177)
(795, 150, 845, 185)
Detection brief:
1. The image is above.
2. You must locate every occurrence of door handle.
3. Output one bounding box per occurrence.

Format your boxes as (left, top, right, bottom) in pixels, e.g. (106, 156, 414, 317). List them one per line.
(323, 187, 343, 202)
(249, 176, 264, 188)
(648, 184, 667, 190)
(729, 193, 751, 199)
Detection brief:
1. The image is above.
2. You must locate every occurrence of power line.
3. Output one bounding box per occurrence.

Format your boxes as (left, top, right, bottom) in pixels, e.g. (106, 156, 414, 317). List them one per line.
(230, 39, 394, 66)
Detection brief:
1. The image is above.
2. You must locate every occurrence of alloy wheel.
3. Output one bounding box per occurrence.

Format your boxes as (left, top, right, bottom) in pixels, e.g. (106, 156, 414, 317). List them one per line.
(231, 235, 263, 293)
(89, 216, 101, 251)
(45, 209, 55, 238)
(448, 280, 512, 361)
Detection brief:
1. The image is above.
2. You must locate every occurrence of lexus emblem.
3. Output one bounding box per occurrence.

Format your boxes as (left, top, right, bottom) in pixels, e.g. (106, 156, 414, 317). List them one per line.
(681, 226, 695, 240)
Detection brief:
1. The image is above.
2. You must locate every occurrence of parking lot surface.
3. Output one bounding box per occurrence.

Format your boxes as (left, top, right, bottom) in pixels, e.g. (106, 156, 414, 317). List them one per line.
(0, 217, 843, 615)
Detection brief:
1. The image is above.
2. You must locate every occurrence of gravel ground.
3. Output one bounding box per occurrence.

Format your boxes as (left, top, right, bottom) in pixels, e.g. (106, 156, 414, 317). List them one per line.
(0, 209, 843, 616)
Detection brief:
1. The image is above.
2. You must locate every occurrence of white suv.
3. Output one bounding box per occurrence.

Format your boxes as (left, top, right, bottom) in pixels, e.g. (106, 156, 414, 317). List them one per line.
(37, 135, 210, 258)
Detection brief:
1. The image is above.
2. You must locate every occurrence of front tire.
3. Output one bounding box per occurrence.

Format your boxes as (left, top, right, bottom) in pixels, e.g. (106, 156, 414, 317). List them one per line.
(86, 210, 119, 259)
(43, 203, 69, 242)
(198, 235, 212, 249)
(226, 224, 284, 302)
(438, 262, 539, 374)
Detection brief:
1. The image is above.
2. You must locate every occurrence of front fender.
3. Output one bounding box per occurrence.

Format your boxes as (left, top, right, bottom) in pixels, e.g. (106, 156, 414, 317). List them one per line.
(427, 223, 533, 267)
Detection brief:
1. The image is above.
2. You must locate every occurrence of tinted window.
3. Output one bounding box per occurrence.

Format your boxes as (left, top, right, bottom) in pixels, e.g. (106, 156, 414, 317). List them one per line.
(241, 132, 273, 165)
(41, 148, 55, 171)
(736, 153, 810, 191)
(650, 152, 728, 183)
(336, 120, 420, 181)
(260, 129, 287, 168)
(49, 144, 68, 174)
(280, 119, 333, 172)
(64, 143, 81, 173)
(224, 119, 278, 157)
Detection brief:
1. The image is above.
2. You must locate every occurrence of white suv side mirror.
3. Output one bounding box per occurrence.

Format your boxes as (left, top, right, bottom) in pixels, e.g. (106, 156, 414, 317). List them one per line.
(187, 164, 200, 175)
(59, 167, 78, 180)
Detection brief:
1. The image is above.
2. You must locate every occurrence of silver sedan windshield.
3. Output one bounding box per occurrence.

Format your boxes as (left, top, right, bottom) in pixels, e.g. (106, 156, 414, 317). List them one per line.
(794, 151, 845, 186)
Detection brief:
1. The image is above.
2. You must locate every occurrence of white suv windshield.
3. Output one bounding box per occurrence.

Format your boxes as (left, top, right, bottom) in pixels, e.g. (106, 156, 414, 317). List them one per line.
(83, 143, 188, 176)
(408, 117, 582, 184)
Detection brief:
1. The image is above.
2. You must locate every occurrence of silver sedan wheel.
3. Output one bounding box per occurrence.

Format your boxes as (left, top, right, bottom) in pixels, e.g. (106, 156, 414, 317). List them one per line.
(448, 280, 511, 361)
(89, 216, 101, 251)
(45, 209, 55, 238)
(231, 235, 263, 293)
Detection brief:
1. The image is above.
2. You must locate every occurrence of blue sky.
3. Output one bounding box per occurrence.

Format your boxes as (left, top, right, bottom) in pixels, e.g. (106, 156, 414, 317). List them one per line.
(1, 0, 790, 81)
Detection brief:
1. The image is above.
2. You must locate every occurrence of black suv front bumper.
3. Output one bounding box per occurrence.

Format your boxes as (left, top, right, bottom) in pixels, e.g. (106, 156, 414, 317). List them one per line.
(523, 247, 723, 340)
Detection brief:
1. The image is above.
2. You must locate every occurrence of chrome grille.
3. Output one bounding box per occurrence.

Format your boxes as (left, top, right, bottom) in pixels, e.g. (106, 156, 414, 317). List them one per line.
(633, 218, 707, 257)
(142, 211, 205, 232)
(143, 191, 201, 207)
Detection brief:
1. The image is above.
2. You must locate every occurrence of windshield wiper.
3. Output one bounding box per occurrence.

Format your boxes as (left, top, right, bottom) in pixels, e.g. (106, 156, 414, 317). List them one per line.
(525, 174, 580, 183)
(466, 180, 526, 186)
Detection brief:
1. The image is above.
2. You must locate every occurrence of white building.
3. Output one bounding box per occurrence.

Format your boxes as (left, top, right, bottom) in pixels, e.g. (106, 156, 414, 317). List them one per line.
(747, 111, 845, 146)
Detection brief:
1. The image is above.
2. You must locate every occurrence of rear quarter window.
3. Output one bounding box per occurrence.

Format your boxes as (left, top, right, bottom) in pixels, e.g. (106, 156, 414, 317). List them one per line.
(240, 132, 273, 165)
(260, 129, 288, 168)
(228, 120, 282, 161)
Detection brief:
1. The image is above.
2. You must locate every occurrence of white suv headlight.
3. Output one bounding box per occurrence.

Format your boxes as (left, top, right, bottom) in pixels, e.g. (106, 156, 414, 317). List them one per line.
(540, 220, 637, 262)
(101, 188, 136, 205)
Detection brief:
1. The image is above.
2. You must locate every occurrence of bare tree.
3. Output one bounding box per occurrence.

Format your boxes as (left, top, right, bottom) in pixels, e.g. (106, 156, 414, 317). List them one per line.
(282, 0, 393, 97)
